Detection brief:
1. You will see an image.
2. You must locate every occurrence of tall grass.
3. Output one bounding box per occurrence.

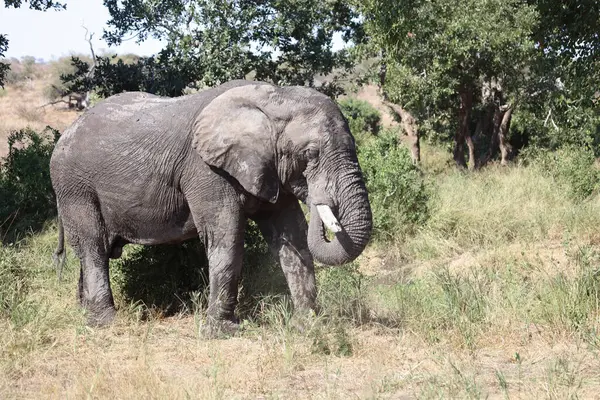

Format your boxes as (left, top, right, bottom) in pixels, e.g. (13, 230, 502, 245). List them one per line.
(401, 164, 600, 261)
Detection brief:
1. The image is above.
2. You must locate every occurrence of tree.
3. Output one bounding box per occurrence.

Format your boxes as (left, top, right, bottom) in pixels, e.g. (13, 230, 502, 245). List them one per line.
(60, 51, 195, 100)
(360, 1, 600, 166)
(99, 0, 363, 94)
(0, 0, 66, 87)
(359, 0, 539, 168)
(0, 35, 9, 87)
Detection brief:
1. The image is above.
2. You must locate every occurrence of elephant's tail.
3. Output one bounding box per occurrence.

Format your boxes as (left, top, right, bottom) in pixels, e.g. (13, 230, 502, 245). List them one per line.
(52, 217, 66, 282)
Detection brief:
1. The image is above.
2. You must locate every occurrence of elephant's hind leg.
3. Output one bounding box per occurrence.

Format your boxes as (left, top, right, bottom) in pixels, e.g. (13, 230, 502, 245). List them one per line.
(62, 201, 116, 326)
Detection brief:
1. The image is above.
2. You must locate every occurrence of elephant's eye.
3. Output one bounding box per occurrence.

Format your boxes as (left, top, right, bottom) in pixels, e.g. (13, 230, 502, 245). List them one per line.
(306, 147, 319, 160)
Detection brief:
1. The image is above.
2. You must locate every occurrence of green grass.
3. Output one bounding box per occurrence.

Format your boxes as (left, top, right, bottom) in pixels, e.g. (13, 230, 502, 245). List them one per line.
(400, 164, 600, 261)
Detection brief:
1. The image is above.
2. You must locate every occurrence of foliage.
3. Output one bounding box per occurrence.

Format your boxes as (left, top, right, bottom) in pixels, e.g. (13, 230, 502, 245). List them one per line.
(62, 53, 196, 98)
(110, 240, 209, 316)
(524, 145, 600, 201)
(110, 220, 281, 317)
(511, 86, 600, 154)
(0, 127, 60, 244)
(531, 0, 600, 95)
(95, 0, 363, 95)
(0, 35, 9, 88)
(357, 0, 600, 163)
(357, 129, 429, 240)
(2, 56, 43, 86)
(3, 0, 65, 10)
(338, 97, 381, 135)
(359, 0, 538, 110)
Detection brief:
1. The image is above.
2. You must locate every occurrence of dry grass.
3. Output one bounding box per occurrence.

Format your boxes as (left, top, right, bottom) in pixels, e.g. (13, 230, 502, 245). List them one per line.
(0, 75, 79, 158)
(2, 187, 600, 398)
(4, 317, 600, 399)
(2, 73, 600, 398)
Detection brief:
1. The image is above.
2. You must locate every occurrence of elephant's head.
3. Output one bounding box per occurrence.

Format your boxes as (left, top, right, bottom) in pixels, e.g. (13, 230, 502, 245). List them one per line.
(193, 83, 372, 265)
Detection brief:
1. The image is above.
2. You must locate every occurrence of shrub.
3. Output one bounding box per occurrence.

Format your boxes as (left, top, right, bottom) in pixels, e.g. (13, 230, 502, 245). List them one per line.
(3, 56, 42, 86)
(524, 145, 599, 201)
(357, 129, 429, 240)
(338, 97, 381, 136)
(0, 127, 60, 243)
(44, 55, 93, 102)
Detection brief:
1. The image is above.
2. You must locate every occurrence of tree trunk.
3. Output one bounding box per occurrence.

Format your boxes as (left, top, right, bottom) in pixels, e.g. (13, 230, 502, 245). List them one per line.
(379, 49, 387, 100)
(486, 105, 503, 162)
(482, 104, 514, 166)
(455, 88, 474, 169)
(498, 106, 513, 165)
(386, 102, 420, 165)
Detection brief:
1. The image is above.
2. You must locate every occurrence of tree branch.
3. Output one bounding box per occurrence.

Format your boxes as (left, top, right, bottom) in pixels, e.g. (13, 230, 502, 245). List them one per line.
(82, 23, 97, 77)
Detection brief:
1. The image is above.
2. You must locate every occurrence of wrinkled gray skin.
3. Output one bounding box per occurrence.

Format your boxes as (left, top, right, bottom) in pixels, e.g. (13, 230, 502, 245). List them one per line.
(50, 80, 372, 335)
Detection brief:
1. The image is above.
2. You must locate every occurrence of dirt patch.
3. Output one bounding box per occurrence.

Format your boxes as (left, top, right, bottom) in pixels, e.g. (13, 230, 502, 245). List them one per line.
(361, 240, 576, 283)
(342, 84, 400, 130)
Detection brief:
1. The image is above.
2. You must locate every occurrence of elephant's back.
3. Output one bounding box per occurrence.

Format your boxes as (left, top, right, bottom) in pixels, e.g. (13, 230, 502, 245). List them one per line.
(50, 81, 272, 184)
(53, 92, 200, 162)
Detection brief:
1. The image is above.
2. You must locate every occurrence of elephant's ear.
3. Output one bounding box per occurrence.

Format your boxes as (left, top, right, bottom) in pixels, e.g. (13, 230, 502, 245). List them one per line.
(192, 85, 280, 203)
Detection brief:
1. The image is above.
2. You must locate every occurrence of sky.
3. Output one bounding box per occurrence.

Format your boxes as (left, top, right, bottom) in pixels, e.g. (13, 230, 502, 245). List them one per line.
(1, 0, 165, 61)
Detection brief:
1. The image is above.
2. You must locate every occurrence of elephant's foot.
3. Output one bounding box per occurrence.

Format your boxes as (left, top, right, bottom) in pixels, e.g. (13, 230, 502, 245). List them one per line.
(202, 317, 240, 339)
(85, 304, 117, 327)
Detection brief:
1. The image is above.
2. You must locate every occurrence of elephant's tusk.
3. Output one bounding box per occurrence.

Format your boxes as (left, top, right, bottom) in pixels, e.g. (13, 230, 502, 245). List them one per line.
(316, 205, 342, 233)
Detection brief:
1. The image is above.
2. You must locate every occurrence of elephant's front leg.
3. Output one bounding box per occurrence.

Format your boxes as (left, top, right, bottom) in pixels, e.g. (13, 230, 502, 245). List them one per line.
(203, 210, 245, 337)
(255, 199, 317, 314)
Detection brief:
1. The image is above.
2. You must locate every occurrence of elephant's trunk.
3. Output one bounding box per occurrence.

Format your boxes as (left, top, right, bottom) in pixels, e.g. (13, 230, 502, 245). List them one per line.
(307, 167, 372, 266)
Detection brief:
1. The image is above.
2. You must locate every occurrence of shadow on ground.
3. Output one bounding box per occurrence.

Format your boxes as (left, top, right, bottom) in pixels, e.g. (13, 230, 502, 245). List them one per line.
(111, 222, 288, 318)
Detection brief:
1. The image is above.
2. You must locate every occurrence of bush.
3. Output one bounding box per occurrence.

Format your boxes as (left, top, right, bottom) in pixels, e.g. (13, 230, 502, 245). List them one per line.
(524, 145, 600, 201)
(338, 97, 381, 136)
(44, 55, 93, 102)
(0, 127, 60, 243)
(357, 129, 429, 240)
(3, 56, 42, 87)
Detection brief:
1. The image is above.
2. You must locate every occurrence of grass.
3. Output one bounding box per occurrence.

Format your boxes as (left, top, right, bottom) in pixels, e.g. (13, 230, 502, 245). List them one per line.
(400, 160, 600, 262)
(2, 149, 600, 398)
(2, 79, 600, 397)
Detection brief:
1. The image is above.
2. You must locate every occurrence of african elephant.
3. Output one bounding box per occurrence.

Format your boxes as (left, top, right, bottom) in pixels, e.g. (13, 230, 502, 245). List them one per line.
(50, 80, 373, 334)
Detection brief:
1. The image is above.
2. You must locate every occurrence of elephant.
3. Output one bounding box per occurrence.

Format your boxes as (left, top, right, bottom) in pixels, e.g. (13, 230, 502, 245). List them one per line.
(50, 79, 373, 335)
